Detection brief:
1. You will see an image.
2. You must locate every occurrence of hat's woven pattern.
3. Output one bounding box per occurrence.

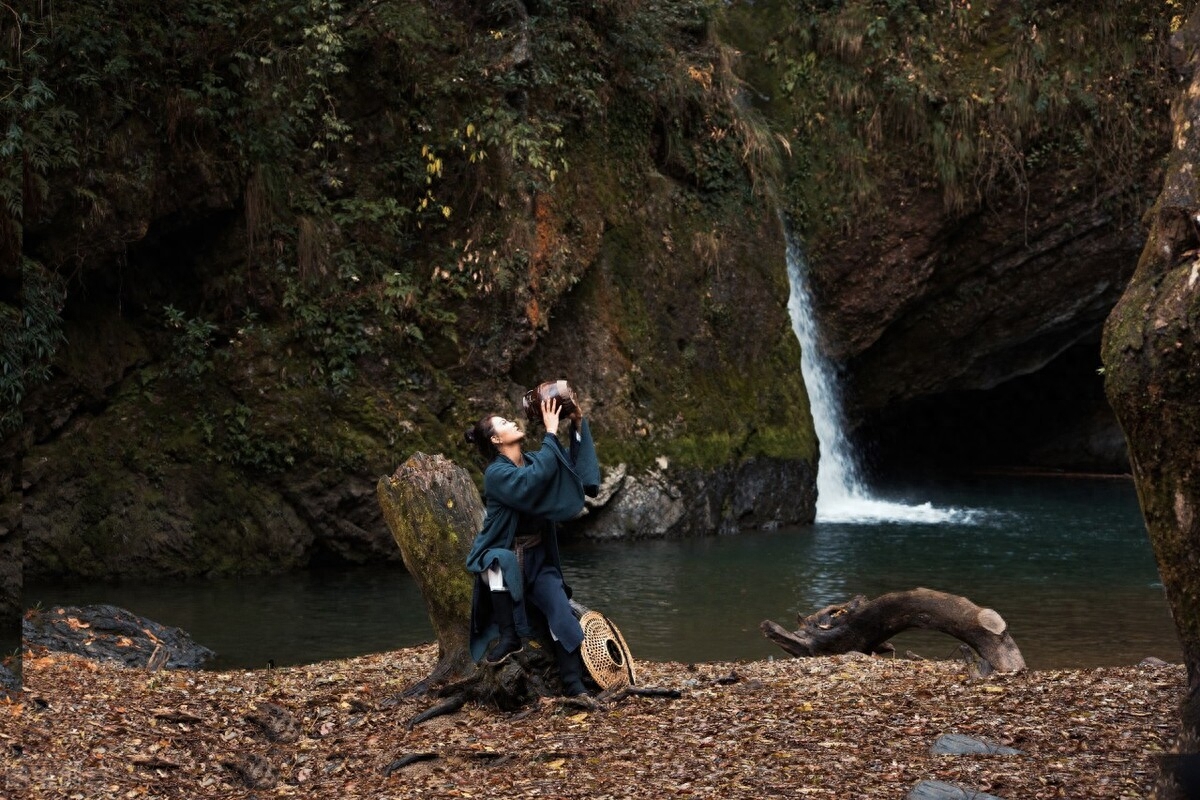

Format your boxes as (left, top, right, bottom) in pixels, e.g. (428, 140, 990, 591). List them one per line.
(578, 611, 635, 690)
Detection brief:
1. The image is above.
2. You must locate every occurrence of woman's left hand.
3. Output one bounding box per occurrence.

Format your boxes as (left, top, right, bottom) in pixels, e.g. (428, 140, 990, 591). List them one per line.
(541, 398, 561, 434)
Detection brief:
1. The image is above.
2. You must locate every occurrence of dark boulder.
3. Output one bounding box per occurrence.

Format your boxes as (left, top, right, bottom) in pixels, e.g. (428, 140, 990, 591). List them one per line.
(23, 604, 215, 669)
(907, 780, 1004, 800)
(0, 661, 18, 694)
(930, 733, 1022, 756)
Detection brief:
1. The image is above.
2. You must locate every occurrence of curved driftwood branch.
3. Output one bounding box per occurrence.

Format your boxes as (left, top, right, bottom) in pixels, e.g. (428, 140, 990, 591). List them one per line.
(761, 588, 1026, 673)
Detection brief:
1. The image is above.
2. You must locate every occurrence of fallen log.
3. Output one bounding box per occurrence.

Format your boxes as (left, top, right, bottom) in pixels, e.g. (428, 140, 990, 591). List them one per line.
(761, 588, 1026, 673)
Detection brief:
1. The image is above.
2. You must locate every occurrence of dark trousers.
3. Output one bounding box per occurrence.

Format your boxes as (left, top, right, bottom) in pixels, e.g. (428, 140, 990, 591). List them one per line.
(519, 544, 584, 654)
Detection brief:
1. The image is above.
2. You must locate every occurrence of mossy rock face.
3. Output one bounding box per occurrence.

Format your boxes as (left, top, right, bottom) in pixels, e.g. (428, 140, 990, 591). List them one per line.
(21, 367, 316, 580)
(19, 1, 818, 578)
(21, 0, 1187, 577)
(21, 142, 817, 576)
(718, 1, 1174, 461)
(512, 151, 816, 535)
(24, 465, 314, 581)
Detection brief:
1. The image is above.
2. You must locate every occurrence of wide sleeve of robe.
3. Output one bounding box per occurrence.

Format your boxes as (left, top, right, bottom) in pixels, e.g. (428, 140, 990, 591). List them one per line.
(464, 433, 568, 587)
(483, 422, 599, 521)
(464, 423, 600, 583)
(482, 433, 573, 513)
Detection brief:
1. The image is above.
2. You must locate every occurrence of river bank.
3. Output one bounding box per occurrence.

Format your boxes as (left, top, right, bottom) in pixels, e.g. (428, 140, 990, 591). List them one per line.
(22, 473, 1181, 673)
(3, 644, 1183, 798)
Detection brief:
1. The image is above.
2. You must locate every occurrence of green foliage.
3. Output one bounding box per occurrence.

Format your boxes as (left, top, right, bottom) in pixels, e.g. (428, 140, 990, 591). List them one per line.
(0, 259, 66, 436)
(197, 403, 297, 472)
(230, 0, 773, 387)
(1, 71, 78, 222)
(237, 0, 353, 162)
(162, 305, 220, 382)
(20, 0, 796, 469)
(470, 105, 568, 188)
(279, 275, 373, 390)
(1, 12, 76, 436)
(725, 0, 1179, 232)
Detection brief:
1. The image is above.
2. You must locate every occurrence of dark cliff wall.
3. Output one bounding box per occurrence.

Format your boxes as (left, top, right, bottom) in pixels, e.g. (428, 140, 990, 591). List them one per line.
(10, 1, 1180, 581)
(14, 1, 816, 579)
(724, 1, 1176, 475)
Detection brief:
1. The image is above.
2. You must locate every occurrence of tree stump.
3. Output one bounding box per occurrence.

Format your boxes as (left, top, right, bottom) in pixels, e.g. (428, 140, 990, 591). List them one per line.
(761, 588, 1026, 673)
(377, 452, 482, 688)
(405, 644, 566, 727)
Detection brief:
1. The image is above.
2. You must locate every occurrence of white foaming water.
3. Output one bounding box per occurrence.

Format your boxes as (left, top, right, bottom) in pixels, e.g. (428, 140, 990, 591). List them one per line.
(784, 235, 975, 525)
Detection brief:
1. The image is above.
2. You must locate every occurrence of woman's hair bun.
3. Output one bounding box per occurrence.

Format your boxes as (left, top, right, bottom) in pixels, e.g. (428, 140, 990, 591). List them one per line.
(464, 428, 477, 444)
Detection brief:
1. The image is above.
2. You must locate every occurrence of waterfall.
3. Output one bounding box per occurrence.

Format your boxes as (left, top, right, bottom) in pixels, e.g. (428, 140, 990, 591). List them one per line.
(785, 234, 970, 524)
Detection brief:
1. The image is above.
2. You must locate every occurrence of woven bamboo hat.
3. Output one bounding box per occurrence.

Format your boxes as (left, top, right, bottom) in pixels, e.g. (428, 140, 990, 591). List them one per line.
(577, 610, 636, 690)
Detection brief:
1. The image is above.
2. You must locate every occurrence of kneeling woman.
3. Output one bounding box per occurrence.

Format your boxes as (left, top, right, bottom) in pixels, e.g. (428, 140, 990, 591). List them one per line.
(464, 397, 600, 696)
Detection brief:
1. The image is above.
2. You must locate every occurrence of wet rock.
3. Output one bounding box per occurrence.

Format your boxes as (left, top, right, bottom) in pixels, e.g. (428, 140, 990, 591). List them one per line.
(577, 468, 685, 540)
(725, 456, 818, 529)
(1026, 407, 1130, 472)
(931, 733, 1023, 756)
(574, 456, 817, 541)
(813, 186, 1147, 419)
(22, 453, 314, 580)
(583, 463, 628, 510)
(283, 471, 398, 564)
(907, 779, 1005, 800)
(0, 661, 19, 694)
(22, 604, 215, 669)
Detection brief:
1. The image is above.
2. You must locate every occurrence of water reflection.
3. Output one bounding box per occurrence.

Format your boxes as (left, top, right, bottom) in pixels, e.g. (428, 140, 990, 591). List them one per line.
(562, 476, 1177, 669)
(23, 476, 1180, 671)
(26, 567, 435, 671)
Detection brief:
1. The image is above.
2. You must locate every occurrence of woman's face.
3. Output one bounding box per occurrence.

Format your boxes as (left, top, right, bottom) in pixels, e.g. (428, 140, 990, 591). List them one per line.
(489, 415, 525, 447)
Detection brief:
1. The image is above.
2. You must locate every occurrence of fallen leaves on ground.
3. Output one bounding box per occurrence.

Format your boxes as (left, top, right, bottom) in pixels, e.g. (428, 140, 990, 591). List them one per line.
(0, 646, 1182, 799)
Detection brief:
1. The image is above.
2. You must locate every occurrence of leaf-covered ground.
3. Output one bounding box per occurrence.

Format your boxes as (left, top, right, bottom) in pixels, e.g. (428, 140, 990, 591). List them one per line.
(1, 645, 1183, 798)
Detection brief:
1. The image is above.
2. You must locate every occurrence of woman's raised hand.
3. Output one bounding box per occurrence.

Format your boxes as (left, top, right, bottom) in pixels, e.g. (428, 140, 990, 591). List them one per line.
(541, 397, 562, 434)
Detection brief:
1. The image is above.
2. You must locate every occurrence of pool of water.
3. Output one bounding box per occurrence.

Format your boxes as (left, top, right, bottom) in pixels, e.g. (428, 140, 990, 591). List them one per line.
(23, 474, 1181, 671)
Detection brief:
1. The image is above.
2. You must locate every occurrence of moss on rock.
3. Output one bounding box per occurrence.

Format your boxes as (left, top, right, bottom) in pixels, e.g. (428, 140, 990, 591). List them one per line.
(21, 0, 819, 577)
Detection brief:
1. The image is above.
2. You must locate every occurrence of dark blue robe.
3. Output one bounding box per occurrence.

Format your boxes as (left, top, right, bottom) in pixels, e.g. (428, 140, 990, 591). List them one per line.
(465, 419, 600, 662)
